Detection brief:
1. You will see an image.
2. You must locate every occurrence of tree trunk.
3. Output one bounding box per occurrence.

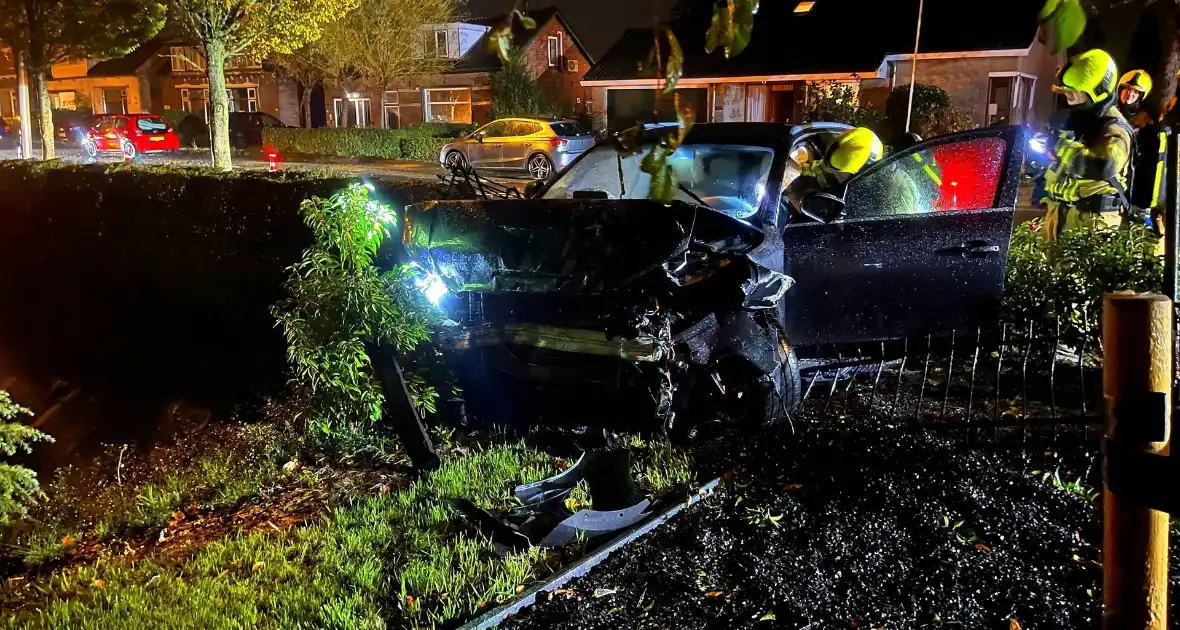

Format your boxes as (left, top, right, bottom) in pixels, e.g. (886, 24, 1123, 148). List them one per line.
(301, 83, 313, 128)
(205, 39, 232, 171)
(31, 69, 55, 161)
(340, 73, 355, 128)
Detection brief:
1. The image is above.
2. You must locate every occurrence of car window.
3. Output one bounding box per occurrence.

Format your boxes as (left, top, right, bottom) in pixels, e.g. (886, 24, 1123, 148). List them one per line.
(260, 114, 283, 127)
(550, 121, 584, 137)
(506, 121, 540, 136)
(842, 136, 1008, 220)
(112, 117, 128, 130)
(476, 121, 507, 137)
(136, 117, 169, 133)
(542, 143, 775, 220)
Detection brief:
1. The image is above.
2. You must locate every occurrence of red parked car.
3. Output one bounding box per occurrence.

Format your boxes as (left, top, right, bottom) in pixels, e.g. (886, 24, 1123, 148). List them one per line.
(82, 114, 180, 158)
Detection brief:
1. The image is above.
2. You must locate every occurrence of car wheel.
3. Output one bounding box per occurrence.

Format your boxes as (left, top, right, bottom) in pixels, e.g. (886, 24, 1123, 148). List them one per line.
(445, 150, 467, 170)
(83, 139, 98, 158)
(527, 153, 553, 180)
(121, 139, 136, 160)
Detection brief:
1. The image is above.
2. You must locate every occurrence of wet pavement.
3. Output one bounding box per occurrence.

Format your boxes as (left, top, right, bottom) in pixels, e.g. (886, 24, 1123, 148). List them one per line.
(0, 147, 533, 187)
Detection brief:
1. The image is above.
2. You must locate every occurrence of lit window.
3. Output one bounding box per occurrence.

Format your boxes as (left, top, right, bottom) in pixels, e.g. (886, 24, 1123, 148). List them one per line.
(794, 1, 815, 13)
(548, 36, 560, 67)
(425, 88, 472, 123)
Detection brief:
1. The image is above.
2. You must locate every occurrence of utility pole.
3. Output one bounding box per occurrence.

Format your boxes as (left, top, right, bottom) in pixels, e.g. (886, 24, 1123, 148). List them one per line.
(16, 52, 33, 159)
(904, 0, 925, 133)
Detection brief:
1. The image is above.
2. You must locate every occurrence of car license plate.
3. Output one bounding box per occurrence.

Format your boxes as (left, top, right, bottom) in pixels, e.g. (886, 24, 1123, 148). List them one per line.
(150, 136, 164, 141)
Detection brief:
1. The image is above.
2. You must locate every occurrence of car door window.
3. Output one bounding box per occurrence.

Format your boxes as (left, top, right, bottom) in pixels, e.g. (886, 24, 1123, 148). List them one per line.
(477, 121, 507, 137)
(843, 136, 1008, 219)
(504, 121, 526, 137)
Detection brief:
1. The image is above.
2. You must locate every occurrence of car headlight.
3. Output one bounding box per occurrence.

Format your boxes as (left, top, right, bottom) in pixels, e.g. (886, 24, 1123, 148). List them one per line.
(1028, 136, 1047, 155)
(415, 272, 449, 306)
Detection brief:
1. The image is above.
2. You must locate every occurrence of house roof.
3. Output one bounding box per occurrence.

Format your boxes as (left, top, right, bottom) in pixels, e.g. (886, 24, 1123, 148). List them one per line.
(451, 7, 594, 74)
(86, 40, 169, 77)
(583, 0, 1042, 83)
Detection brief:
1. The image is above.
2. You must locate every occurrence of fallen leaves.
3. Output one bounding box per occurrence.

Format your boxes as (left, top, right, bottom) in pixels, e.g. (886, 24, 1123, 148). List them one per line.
(251, 561, 265, 574)
(593, 587, 617, 598)
(61, 535, 76, 547)
(705, 590, 725, 598)
(1009, 617, 1022, 630)
(92, 579, 106, 588)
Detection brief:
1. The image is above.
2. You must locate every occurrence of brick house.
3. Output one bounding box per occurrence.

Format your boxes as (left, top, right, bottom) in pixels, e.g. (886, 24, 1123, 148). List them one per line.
(0, 40, 297, 125)
(582, 0, 1062, 131)
(0, 48, 150, 119)
(322, 7, 595, 128)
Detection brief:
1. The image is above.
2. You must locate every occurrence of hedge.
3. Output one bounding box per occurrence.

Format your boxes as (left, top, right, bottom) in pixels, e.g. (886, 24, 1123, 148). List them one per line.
(263, 124, 476, 161)
(400, 136, 452, 162)
(0, 161, 440, 410)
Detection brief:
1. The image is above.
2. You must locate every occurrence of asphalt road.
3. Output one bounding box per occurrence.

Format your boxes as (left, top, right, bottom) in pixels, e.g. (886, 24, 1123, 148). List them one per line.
(0, 146, 536, 187)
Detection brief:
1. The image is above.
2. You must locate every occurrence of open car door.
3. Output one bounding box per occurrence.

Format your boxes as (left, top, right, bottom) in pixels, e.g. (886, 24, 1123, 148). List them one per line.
(782, 126, 1023, 352)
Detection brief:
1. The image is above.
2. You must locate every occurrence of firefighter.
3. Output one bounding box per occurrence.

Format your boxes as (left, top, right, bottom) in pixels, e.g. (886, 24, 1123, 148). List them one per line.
(1041, 49, 1134, 242)
(786, 126, 883, 217)
(1117, 69, 1153, 128)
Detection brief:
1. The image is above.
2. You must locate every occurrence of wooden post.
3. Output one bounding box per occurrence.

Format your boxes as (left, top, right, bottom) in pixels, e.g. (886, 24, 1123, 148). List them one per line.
(1102, 292, 1171, 630)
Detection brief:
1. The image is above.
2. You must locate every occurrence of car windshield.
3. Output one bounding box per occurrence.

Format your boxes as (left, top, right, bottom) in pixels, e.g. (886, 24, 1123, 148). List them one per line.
(549, 121, 585, 137)
(541, 143, 775, 219)
(136, 117, 169, 132)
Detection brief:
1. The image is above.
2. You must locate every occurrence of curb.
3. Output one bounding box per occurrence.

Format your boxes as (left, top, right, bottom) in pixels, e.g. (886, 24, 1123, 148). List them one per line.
(458, 477, 722, 630)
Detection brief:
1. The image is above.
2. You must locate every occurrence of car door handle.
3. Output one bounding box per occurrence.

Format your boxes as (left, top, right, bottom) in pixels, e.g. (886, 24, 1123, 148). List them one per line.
(936, 240, 1001, 258)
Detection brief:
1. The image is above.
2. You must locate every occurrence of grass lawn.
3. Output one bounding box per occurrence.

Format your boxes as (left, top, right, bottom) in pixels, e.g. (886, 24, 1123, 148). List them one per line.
(2, 417, 692, 630)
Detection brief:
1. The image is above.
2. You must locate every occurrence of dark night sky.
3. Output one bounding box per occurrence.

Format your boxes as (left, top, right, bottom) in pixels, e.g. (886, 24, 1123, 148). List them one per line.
(463, 0, 666, 61)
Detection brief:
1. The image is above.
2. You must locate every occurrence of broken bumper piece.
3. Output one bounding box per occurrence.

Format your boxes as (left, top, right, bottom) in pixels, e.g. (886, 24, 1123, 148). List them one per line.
(437, 322, 670, 362)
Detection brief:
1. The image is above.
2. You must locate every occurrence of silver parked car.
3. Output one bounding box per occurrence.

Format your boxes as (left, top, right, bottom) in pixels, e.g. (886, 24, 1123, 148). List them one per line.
(440, 118, 596, 180)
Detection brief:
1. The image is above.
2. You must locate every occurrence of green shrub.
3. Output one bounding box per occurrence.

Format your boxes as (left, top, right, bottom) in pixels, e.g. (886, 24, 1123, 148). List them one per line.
(271, 184, 433, 446)
(264, 127, 405, 159)
(263, 124, 476, 161)
(1004, 220, 1163, 346)
(885, 83, 952, 140)
(491, 54, 556, 119)
(1, 390, 53, 524)
(916, 105, 976, 137)
(0, 162, 440, 415)
(401, 136, 450, 162)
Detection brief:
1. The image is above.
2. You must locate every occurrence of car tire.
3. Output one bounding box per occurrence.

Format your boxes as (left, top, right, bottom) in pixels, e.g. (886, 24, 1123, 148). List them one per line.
(444, 151, 467, 170)
(83, 140, 98, 159)
(527, 153, 553, 180)
(121, 139, 136, 160)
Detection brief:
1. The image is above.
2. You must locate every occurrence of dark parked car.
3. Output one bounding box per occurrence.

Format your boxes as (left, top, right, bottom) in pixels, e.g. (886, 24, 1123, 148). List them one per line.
(229, 112, 291, 147)
(400, 122, 1022, 438)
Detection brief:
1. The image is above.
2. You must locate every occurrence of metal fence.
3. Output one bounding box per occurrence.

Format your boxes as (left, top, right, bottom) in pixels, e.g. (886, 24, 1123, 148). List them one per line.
(798, 319, 1105, 444)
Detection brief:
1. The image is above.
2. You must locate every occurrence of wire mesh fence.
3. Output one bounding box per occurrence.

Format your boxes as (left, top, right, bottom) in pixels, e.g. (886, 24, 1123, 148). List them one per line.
(798, 318, 1106, 446)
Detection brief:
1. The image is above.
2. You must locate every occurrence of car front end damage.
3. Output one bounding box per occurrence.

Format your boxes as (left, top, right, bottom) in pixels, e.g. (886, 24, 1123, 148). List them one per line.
(400, 197, 798, 440)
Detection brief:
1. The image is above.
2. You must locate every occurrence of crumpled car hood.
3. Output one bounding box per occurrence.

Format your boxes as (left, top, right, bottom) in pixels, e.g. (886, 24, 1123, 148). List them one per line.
(401, 199, 764, 294)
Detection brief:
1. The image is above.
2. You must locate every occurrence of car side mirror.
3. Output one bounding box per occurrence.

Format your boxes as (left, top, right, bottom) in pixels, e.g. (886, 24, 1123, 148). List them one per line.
(473, 132, 484, 143)
(523, 180, 544, 198)
(799, 192, 845, 223)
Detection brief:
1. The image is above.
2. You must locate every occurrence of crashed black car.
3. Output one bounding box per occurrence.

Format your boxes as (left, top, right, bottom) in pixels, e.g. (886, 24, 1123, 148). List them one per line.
(400, 123, 1023, 438)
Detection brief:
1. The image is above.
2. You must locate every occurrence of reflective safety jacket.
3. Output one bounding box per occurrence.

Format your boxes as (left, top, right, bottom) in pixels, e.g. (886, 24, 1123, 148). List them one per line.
(1042, 107, 1133, 213)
